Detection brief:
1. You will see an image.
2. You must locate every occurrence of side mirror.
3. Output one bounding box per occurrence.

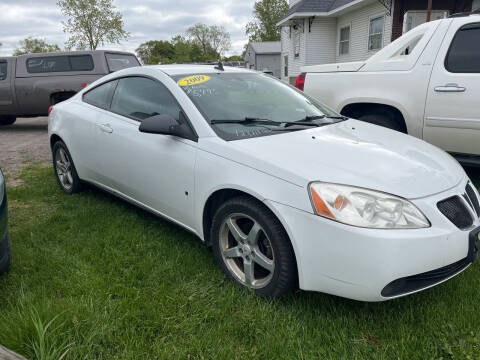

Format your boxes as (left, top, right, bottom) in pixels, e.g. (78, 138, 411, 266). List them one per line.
(139, 114, 179, 135)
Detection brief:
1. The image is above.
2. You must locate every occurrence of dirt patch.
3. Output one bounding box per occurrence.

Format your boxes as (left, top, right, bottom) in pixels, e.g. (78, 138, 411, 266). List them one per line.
(0, 117, 51, 186)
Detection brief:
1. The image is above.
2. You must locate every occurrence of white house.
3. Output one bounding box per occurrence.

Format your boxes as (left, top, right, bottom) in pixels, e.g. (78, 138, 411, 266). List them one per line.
(277, 0, 476, 84)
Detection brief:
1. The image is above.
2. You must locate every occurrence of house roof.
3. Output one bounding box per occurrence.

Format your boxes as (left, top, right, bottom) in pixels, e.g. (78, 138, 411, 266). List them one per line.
(277, 0, 367, 26)
(248, 41, 281, 54)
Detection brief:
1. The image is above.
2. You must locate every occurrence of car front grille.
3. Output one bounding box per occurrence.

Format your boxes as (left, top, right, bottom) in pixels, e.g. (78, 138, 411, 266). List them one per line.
(465, 183, 480, 218)
(437, 196, 473, 230)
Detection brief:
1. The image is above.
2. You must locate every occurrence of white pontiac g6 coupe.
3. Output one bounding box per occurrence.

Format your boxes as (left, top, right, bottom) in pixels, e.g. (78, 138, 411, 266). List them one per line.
(48, 64, 480, 301)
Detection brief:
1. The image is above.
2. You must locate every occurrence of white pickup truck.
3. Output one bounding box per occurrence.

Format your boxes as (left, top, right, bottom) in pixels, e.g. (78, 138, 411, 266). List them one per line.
(299, 11, 480, 166)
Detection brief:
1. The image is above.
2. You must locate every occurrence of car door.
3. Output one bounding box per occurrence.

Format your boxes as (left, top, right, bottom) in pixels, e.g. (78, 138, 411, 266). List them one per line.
(96, 76, 198, 229)
(424, 20, 480, 156)
(75, 79, 118, 182)
(0, 59, 15, 116)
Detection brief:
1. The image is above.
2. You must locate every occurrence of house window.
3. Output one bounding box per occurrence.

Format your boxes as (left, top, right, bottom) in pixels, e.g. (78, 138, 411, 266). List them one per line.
(294, 31, 300, 57)
(284, 55, 288, 77)
(339, 26, 350, 55)
(368, 15, 385, 51)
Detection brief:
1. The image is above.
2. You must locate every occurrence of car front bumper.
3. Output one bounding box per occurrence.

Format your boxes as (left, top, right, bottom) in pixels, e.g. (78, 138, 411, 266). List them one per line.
(266, 178, 480, 302)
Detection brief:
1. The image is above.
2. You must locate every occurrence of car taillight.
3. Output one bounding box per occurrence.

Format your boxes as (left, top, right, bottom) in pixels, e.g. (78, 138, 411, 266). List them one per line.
(48, 105, 54, 115)
(295, 72, 306, 91)
(81, 83, 88, 88)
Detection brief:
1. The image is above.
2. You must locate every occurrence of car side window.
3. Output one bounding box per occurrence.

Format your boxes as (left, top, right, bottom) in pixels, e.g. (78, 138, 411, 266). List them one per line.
(83, 80, 117, 108)
(110, 77, 181, 121)
(0, 61, 7, 81)
(445, 23, 480, 73)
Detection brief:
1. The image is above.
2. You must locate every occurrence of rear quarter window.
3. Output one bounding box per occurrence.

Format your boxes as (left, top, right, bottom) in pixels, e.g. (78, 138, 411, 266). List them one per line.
(26, 55, 94, 73)
(83, 80, 117, 109)
(0, 61, 7, 80)
(105, 53, 140, 72)
(445, 23, 480, 73)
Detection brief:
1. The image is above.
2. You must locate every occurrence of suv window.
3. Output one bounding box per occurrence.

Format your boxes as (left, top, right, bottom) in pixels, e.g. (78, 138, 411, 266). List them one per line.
(105, 53, 140, 72)
(446, 23, 480, 73)
(83, 80, 117, 108)
(26, 55, 94, 73)
(0, 61, 7, 81)
(110, 77, 181, 121)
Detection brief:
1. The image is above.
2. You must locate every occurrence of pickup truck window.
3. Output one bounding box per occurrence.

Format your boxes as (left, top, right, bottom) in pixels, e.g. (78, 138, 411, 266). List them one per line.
(0, 62, 6, 81)
(26, 55, 94, 73)
(105, 53, 140, 72)
(83, 80, 117, 109)
(445, 23, 480, 73)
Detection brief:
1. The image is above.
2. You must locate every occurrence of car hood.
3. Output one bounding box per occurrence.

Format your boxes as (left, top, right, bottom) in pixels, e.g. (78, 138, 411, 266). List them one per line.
(205, 119, 464, 199)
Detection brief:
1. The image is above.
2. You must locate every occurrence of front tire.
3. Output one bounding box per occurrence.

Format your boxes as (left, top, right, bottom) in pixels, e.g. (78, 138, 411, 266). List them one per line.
(0, 116, 16, 126)
(52, 141, 83, 194)
(211, 196, 297, 298)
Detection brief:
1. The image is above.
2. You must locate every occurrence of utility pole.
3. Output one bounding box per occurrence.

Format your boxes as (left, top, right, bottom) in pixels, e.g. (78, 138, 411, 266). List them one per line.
(426, 0, 433, 22)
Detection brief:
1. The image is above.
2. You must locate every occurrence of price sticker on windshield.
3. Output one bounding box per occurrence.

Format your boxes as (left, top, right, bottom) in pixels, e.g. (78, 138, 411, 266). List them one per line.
(178, 75, 211, 87)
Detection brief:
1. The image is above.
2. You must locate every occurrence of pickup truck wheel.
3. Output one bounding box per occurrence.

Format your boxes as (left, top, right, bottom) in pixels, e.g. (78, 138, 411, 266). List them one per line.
(0, 116, 16, 126)
(358, 112, 404, 132)
(52, 141, 83, 194)
(211, 196, 297, 298)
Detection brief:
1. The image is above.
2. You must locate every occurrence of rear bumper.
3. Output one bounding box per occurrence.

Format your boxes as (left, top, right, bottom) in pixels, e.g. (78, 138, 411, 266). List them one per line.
(266, 178, 480, 302)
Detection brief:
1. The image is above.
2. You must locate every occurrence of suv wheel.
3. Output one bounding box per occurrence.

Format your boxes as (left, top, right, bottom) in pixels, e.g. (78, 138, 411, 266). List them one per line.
(211, 196, 297, 297)
(52, 141, 83, 194)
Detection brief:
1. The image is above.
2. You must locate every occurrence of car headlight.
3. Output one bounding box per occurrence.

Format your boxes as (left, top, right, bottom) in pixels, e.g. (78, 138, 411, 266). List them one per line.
(309, 182, 430, 229)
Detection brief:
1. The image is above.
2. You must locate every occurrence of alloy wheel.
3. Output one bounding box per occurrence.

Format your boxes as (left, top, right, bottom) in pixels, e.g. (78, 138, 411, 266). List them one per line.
(219, 213, 275, 289)
(55, 147, 74, 190)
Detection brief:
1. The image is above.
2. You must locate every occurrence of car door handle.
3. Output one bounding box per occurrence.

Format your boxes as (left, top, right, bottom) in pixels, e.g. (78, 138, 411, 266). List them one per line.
(99, 123, 113, 133)
(434, 84, 466, 93)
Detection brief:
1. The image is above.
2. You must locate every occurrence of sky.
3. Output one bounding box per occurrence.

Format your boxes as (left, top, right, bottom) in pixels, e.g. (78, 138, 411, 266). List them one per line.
(0, 0, 256, 57)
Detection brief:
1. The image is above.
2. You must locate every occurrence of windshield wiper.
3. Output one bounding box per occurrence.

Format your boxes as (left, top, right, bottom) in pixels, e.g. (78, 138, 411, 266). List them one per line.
(210, 117, 278, 125)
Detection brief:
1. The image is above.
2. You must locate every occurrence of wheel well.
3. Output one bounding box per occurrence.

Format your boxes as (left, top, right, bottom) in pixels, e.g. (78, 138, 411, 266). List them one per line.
(50, 134, 63, 150)
(50, 91, 76, 105)
(341, 103, 408, 133)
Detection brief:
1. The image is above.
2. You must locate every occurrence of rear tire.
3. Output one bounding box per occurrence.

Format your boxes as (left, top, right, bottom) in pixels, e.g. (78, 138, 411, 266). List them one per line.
(52, 141, 83, 194)
(0, 231, 11, 275)
(358, 111, 405, 132)
(0, 116, 16, 126)
(211, 196, 297, 298)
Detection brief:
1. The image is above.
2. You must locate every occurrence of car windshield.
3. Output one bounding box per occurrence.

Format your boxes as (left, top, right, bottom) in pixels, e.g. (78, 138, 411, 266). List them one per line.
(172, 72, 344, 140)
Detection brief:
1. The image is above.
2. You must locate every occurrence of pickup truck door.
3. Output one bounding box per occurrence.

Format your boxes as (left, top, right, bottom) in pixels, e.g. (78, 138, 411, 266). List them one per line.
(424, 20, 480, 157)
(0, 59, 15, 116)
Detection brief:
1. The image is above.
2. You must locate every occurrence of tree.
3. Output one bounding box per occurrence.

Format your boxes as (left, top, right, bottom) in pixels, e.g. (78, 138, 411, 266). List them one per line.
(246, 0, 289, 42)
(136, 40, 175, 64)
(171, 36, 204, 63)
(57, 0, 129, 50)
(186, 23, 231, 59)
(13, 38, 61, 56)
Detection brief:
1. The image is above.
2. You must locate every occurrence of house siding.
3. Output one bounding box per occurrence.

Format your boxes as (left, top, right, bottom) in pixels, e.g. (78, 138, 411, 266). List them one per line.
(280, 0, 396, 83)
(335, 1, 394, 62)
(306, 18, 337, 65)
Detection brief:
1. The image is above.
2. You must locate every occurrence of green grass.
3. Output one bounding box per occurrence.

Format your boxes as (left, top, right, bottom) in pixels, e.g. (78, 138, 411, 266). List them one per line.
(1, 166, 480, 360)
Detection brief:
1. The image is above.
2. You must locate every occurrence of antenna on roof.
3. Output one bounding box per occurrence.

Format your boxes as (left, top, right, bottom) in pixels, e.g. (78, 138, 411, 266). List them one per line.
(214, 61, 224, 71)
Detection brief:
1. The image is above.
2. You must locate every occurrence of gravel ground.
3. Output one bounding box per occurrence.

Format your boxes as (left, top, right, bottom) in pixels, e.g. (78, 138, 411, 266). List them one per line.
(0, 117, 51, 186)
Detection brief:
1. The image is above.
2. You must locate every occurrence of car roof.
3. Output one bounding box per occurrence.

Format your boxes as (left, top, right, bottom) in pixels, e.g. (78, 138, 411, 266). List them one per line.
(15, 50, 136, 59)
(149, 64, 253, 76)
